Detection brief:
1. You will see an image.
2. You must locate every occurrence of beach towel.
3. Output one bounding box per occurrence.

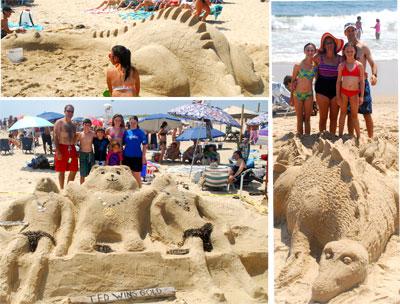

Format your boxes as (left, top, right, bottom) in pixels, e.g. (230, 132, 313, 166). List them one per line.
(8, 21, 43, 31)
(119, 11, 155, 21)
(85, 8, 118, 14)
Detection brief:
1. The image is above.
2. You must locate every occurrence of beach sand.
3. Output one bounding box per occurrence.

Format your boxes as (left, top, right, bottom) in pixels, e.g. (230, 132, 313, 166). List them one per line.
(273, 95, 399, 304)
(0, 133, 267, 303)
(1, 0, 269, 97)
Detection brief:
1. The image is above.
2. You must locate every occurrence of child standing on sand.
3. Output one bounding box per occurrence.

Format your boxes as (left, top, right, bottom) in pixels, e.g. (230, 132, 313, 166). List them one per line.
(290, 43, 317, 135)
(106, 141, 123, 166)
(336, 43, 365, 139)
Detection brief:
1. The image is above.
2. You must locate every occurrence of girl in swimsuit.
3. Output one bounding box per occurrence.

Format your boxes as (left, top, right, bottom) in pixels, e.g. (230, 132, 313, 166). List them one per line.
(106, 114, 126, 145)
(106, 45, 140, 97)
(193, 0, 211, 21)
(336, 43, 365, 139)
(314, 33, 343, 134)
(157, 121, 168, 163)
(291, 42, 317, 135)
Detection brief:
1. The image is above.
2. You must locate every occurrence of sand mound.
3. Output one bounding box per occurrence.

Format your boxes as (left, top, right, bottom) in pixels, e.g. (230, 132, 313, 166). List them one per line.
(273, 134, 399, 303)
(0, 168, 267, 304)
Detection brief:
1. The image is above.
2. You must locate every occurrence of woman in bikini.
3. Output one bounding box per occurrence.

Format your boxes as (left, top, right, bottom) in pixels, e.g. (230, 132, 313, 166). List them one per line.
(106, 45, 140, 97)
(157, 121, 168, 163)
(336, 43, 365, 140)
(106, 114, 126, 146)
(291, 43, 317, 135)
(314, 33, 344, 135)
(193, 0, 210, 21)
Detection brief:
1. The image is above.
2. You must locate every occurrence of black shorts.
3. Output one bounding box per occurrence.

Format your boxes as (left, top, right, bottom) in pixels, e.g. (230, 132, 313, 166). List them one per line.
(122, 156, 142, 172)
(315, 77, 337, 100)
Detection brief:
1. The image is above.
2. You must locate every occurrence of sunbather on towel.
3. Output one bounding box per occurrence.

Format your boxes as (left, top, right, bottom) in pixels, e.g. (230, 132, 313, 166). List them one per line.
(159, 0, 180, 9)
(118, 0, 139, 9)
(193, 0, 210, 21)
(93, 0, 119, 10)
(134, 0, 160, 11)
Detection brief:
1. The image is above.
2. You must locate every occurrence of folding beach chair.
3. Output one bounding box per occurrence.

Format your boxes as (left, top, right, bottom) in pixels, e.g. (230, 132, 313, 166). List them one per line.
(0, 139, 12, 155)
(233, 167, 265, 194)
(202, 165, 229, 191)
(272, 82, 292, 117)
(21, 137, 34, 154)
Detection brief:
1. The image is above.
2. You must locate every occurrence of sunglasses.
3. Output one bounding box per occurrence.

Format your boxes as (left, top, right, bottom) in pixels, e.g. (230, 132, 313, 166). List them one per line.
(65, 110, 74, 113)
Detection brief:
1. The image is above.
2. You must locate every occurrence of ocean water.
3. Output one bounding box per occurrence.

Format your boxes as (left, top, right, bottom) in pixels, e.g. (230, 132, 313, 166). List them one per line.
(272, 0, 397, 62)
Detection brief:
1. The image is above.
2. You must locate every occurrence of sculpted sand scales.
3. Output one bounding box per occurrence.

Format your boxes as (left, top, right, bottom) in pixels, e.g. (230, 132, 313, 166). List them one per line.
(274, 135, 399, 303)
(2, 7, 264, 97)
(0, 166, 267, 304)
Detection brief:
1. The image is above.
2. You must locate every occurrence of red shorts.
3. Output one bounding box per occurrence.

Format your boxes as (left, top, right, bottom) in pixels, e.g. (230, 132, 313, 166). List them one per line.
(55, 144, 78, 172)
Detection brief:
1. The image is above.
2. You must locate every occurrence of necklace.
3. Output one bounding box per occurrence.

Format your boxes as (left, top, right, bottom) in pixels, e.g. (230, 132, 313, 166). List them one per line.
(97, 194, 130, 208)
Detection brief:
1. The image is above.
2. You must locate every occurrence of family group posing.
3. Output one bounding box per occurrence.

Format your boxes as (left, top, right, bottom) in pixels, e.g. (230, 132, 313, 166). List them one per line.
(53, 105, 147, 189)
(290, 22, 378, 140)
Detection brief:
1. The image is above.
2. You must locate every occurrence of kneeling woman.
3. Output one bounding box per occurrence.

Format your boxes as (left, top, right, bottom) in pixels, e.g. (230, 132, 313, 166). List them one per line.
(106, 45, 140, 97)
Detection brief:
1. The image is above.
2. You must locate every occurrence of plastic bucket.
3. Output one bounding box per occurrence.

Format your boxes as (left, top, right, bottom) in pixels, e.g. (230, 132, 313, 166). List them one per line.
(7, 48, 24, 63)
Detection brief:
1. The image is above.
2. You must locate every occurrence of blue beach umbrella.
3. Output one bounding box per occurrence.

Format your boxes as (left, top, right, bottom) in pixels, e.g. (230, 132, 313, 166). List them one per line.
(8, 116, 54, 131)
(176, 127, 225, 141)
(139, 113, 182, 133)
(73, 117, 85, 123)
(247, 112, 268, 126)
(168, 102, 240, 127)
(37, 112, 64, 122)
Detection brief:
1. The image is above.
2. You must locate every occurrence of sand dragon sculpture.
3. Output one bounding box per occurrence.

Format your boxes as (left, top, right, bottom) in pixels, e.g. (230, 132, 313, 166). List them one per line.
(0, 168, 267, 303)
(274, 136, 399, 303)
(2, 7, 263, 97)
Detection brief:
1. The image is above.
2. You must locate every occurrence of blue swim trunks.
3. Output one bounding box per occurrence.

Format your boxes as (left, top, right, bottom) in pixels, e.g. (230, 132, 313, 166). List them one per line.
(348, 79, 372, 114)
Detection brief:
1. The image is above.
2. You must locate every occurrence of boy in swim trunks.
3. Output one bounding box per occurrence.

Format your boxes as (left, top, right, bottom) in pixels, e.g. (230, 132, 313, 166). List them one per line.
(53, 105, 78, 189)
(78, 119, 96, 184)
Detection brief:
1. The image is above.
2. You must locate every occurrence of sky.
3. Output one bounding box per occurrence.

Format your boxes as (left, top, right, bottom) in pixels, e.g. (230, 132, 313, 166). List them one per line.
(0, 99, 268, 118)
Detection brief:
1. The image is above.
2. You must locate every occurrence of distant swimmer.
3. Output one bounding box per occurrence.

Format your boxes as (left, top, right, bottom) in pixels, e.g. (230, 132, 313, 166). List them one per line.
(371, 19, 381, 40)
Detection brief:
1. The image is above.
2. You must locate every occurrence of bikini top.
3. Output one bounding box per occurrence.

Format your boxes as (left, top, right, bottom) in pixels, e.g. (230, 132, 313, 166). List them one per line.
(109, 127, 124, 141)
(318, 55, 339, 78)
(342, 63, 360, 77)
(298, 66, 317, 80)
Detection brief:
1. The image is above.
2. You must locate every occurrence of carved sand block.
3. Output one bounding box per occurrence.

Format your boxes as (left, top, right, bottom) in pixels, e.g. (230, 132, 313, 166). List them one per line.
(0, 177, 74, 304)
(2, 7, 263, 97)
(275, 138, 398, 302)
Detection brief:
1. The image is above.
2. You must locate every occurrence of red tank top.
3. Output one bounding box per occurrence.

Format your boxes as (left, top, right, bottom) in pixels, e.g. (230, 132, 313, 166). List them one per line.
(342, 63, 360, 77)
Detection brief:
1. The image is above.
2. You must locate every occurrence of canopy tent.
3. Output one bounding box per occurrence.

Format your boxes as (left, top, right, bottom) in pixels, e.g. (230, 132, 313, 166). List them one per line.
(223, 105, 258, 119)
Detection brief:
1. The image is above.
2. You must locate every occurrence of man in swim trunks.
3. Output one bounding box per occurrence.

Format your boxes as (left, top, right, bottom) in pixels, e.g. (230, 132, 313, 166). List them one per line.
(53, 105, 78, 189)
(78, 118, 96, 184)
(344, 22, 378, 138)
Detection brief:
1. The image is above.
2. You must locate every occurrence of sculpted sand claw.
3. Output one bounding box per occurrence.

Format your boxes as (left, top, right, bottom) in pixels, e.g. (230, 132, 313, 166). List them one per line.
(275, 137, 398, 301)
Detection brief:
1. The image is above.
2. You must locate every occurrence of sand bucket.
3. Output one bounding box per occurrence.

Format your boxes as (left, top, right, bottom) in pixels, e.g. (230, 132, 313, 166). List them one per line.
(7, 48, 24, 63)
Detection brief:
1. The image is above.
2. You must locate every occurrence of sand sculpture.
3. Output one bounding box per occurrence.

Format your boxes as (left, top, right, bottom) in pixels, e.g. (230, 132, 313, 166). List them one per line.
(0, 168, 267, 303)
(274, 136, 399, 302)
(2, 7, 263, 97)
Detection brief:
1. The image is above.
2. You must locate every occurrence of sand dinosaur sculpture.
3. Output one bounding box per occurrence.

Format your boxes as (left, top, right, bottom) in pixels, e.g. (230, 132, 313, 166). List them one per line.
(0, 178, 74, 304)
(274, 137, 398, 303)
(65, 165, 158, 253)
(2, 7, 263, 97)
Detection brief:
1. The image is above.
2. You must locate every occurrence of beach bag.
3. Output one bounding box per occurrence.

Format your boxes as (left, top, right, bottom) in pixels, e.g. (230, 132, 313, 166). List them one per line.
(30, 155, 50, 169)
(19, 10, 34, 27)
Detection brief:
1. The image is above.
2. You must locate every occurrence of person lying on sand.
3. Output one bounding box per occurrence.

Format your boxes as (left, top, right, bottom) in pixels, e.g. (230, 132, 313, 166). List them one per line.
(106, 45, 140, 97)
(118, 0, 140, 9)
(193, 0, 211, 21)
(158, 0, 180, 9)
(93, 0, 119, 10)
(1, 6, 26, 39)
(134, 0, 161, 11)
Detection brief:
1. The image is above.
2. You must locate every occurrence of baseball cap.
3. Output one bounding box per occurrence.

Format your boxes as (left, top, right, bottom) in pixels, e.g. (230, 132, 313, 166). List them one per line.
(2, 6, 15, 13)
(344, 23, 357, 31)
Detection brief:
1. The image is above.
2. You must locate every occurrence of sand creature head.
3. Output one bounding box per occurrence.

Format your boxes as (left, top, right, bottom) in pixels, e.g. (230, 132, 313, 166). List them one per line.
(311, 239, 368, 303)
(35, 177, 60, 193)
(84, 165, 138, 191)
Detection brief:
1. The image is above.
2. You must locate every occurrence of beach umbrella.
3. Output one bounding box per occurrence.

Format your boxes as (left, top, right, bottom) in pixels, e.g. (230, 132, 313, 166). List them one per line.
(89, 117, 103, 127)
(247, 112, 268, 126)
(8, 116, 53, 131)
(223, 105, 258, 119)
(72, 117, 84, 123)
(176, 126, 225, 141)
(37, 111, 64, 122)
(139, 113, 182, 133)
(168, 102, 240, 127)
(256, 127, 268, 145)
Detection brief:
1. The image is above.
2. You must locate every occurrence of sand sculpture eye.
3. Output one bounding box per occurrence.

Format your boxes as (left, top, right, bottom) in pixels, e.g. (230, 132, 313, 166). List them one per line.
(116, 170, 121, 175)
(342, 256, 352, 265)
(325, 250, 333, 259)
(101, 170, 105, 174)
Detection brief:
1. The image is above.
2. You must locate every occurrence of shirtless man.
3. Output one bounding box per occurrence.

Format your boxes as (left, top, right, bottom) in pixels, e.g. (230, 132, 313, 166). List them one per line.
(344, 22, 378, 138)
(78, 119, 96, 184)
(54, 105, 78, 189)
(1, 6, 26, 39)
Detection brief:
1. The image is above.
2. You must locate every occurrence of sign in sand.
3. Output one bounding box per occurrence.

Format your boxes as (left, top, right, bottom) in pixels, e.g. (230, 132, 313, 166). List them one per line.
(166, 248, 189, 255)
(69, 287, 176, 303)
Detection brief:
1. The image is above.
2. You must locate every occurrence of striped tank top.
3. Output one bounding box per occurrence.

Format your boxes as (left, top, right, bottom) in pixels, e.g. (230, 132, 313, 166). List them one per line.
(318, 55, 340, 79)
